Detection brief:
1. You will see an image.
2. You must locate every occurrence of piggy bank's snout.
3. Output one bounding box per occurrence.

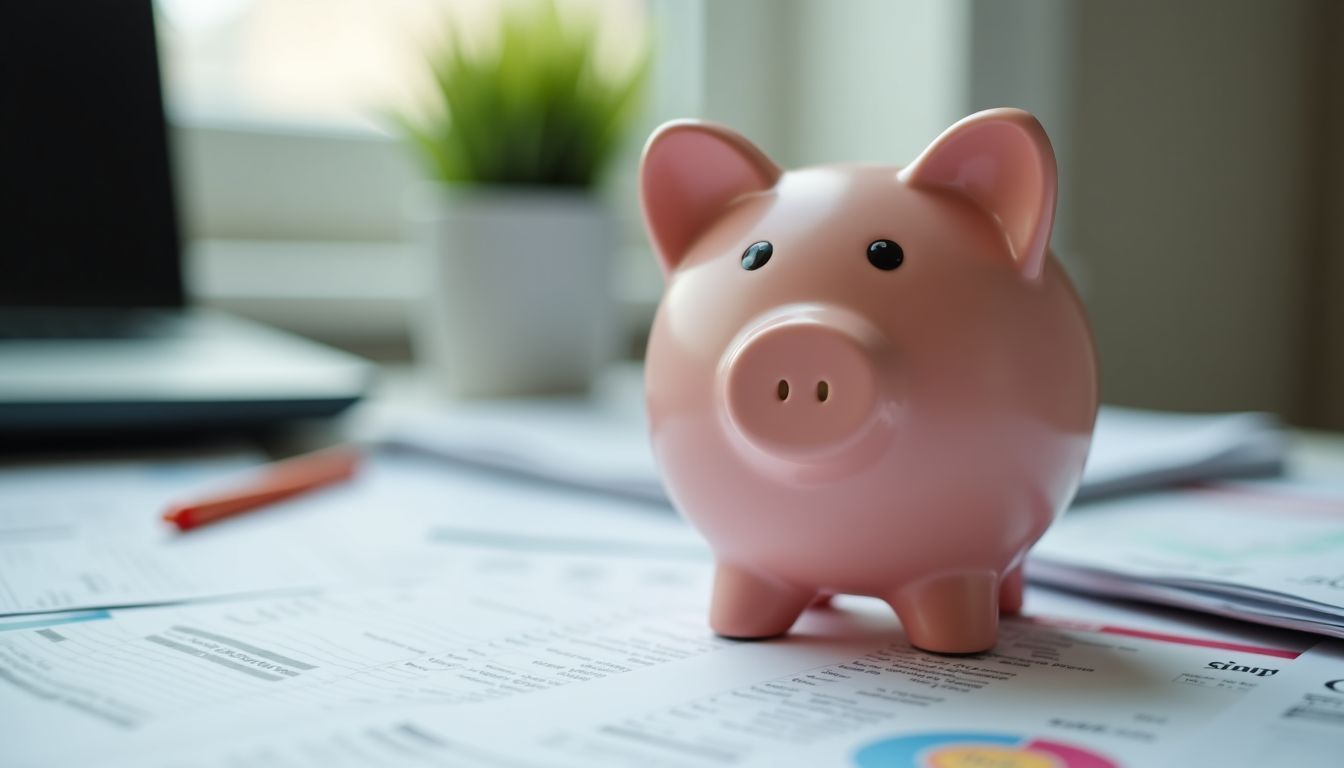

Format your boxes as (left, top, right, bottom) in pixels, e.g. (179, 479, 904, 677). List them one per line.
(723, 309, 885, 461)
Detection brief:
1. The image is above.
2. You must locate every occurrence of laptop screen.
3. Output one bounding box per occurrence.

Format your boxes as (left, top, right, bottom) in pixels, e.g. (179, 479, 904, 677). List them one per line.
(0, 1, 183, 308)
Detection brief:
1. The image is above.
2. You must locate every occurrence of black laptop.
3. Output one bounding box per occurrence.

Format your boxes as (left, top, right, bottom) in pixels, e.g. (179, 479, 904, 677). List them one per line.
(0, 1, 373, 434)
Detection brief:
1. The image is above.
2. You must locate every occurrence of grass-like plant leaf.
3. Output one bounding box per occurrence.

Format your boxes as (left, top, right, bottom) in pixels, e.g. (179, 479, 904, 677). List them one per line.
(398, 0, 649, 188)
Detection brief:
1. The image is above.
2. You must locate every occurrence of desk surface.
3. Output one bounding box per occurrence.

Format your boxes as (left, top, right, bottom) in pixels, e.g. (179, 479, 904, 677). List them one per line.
(1, 362, 1341, 767)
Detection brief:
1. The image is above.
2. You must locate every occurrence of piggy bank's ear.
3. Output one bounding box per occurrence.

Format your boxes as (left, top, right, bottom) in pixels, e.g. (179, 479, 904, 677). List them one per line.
(640, 120, 782, 276)
(900, 108, 1057, 281)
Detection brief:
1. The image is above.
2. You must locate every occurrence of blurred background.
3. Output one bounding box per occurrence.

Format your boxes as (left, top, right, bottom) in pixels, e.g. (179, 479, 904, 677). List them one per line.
(157, 0, 1343, 427)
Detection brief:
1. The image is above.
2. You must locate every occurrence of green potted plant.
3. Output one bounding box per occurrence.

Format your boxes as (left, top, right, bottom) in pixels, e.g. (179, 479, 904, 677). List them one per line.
(398, 0, 649, 396)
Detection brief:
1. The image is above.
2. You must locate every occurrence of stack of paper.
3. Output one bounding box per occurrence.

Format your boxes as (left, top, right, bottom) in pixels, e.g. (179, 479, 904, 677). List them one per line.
(385, 395, 666, 503)
(1, 541, 1324, 768)
(1164, 639, 1344, 768)
(1, 434, 1336, 766)
(383, 392, 1287, 505)
(0, 450, 704, 617)
(1075, 407, 1286, 501)
(1030, 482, 1344, 638)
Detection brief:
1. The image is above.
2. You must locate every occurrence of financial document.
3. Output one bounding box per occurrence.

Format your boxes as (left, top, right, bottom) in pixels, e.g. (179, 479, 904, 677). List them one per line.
(0, 548, 719, 766)
(0, 454, 411, 616)
(0, 452, 697, 617)
(0, 454, 329, 615)
(1031, 483, 1344, 637)
(2, 548, 1318, 768)
(1163, 639, 1344, 768)
(0, 418, 1327, 767)
(442, 592, 1313, 768)
(383, 367, 1286, 505)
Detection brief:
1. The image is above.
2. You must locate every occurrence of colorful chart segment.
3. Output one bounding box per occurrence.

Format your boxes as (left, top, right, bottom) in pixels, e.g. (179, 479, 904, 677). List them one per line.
(854, 731, 1119, 768)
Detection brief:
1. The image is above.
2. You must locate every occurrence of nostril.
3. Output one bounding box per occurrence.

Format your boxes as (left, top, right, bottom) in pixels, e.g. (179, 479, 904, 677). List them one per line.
(816, 381, 830, 402)
(777, 379, 790, 401)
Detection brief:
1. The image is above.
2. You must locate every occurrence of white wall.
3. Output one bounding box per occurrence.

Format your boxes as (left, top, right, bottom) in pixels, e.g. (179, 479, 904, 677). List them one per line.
(966, 0, 1078, 272)
(698, 0, 791, 160)
(1308, 0, 1344, 428)
(691, 0, 970, 169)
(178, 0, 1342, 422)
(694, 0, 1336, 422)
(172, 121, 416, 242)
(1068, 0, 1319, 417)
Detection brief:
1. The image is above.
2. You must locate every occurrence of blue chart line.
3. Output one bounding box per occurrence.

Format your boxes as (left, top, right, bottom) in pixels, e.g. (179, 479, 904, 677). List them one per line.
(0, 610, 111, 633)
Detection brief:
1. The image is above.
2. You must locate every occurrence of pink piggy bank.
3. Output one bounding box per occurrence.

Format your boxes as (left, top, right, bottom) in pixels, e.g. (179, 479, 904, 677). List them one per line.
(640, 108, 1097, 654)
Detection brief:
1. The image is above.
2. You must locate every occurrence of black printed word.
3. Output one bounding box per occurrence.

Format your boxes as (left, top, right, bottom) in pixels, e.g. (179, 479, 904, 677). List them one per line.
(1206, 660, 1279, 678)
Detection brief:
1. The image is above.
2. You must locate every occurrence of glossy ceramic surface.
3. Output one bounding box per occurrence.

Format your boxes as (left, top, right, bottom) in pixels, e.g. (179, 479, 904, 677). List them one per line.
(640, 109, 1098, 653)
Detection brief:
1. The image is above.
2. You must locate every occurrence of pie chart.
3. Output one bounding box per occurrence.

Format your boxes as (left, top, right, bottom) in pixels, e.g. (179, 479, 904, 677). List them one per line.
(854, 731, 1119, 768)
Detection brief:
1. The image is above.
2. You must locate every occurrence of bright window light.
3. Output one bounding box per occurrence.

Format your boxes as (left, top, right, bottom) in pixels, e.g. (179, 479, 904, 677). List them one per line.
(155, 0, 648, 133)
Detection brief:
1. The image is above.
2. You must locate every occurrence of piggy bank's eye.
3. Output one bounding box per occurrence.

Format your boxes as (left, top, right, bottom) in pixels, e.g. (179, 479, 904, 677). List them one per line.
(741, 241, 773, 271)
(867, 239, 904, 271)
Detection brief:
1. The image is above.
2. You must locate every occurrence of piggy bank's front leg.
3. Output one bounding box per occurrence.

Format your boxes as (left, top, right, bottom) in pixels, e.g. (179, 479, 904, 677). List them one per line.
(710, 562, 816, 639)
(887, 571, 999, 654)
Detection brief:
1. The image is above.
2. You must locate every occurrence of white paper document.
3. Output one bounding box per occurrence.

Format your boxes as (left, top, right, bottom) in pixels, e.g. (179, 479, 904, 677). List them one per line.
(0, 453, 433, 617)
(0, 450, 701, 617)
(2, 548, 1319, 768)
(0, 455, 340, 616)
(1031, 483, 1344, 638)
(1076, 407, 1285, 500)
(383, 386, 663, 503)
(383, 372, 1286, 506)
(1160, 639, 1344, 768)
(0, 549, 719, 767)
(452, 591, 1315, 768)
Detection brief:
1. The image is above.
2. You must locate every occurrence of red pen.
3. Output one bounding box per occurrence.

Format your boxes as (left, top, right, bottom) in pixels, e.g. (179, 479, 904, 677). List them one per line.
(163, 447, 361, 531)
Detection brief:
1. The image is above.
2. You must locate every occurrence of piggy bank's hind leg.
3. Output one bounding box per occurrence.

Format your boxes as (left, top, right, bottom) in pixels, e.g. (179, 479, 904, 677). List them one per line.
(998, 565, 1025, 615)
(710, 562, 815, 639)
(887, 571, 999, 654)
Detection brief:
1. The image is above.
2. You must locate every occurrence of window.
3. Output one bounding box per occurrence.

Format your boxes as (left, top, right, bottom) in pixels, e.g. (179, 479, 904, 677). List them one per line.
(156, 0, 661, 353)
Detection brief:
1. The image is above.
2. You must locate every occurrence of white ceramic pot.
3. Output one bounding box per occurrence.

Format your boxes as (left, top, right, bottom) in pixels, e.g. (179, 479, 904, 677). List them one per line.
(412, 185, 616, 397)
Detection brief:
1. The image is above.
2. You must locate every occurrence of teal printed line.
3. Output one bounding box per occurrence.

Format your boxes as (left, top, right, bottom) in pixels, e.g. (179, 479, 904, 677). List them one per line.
(0, 610, 111, 633)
